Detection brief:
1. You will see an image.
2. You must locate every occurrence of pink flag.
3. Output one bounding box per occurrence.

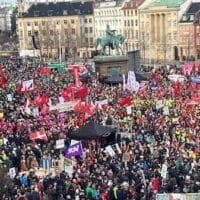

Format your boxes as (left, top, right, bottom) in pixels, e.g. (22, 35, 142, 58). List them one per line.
(182, 63, 193, 75)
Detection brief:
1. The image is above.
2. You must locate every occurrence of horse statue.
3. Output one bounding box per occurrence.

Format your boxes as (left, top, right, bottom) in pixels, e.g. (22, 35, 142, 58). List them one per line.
(96, 34, 125, 55)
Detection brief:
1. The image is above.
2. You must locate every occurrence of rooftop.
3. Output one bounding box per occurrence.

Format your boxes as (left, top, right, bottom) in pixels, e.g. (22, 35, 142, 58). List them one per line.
(20, 1, 94, 18)
(0, 6, 13, 15)
(187, 2, 200, 14)
(149, 0, 186, 8)
(179, 2, 200, 23)
(122, 0, 145, 10)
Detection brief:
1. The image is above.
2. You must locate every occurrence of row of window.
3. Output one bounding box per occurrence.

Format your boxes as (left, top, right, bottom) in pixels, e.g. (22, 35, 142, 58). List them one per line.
(124, 19, 138, 26)
(21, 36, 94, 48)
(124, 30, 139, 39)
(140, 20, 176, 28)
(20, 26, 93, 39)
(26, 28, 77, 37)
(95, 9, 121, 17)
(124, 10, 137, 17)
(82, 27, 93, 34)
(96, 19, 122, 27)
(21, 18, 92, 27)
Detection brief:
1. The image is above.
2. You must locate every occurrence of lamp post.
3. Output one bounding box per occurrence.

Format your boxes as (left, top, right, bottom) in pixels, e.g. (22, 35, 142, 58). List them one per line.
(58, 31, 62, 64)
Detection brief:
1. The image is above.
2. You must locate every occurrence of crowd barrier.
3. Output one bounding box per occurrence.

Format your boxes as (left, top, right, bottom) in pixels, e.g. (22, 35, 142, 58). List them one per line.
(156, 193, 200, 200)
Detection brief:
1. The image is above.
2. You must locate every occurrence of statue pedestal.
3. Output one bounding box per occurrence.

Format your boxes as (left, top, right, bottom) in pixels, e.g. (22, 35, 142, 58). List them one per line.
(94, 55, 128, 77)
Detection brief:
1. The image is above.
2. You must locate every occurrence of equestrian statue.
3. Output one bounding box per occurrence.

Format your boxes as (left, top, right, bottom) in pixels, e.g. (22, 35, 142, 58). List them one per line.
(96, 25, 125, 55)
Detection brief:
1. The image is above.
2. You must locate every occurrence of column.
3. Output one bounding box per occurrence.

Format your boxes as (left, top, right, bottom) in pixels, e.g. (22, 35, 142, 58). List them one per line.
(157, 14, 160, 42)
(160, 13, 163, 42)
(151, 14, 155, 42)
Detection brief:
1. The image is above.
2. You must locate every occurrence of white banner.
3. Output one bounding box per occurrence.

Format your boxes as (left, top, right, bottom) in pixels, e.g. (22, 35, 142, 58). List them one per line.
(156, 100, 163, 110)
(49, 101, 78, 112)
(56, 139, 65, 149)
(58, 97, 65, 104)
(127, 71, 140, 92)
(95, 99, 108, 108)
(168, 74, 186, 82)
(126, 106, 132, 115)
(163, 106, 169, 115)
(105, 145, 116, 157)
(22, 79, 34, 91)
(7, 94, 12, 102)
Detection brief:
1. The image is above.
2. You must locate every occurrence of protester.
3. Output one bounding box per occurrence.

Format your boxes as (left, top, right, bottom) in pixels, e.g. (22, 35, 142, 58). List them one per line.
(0, 61, 199, 200)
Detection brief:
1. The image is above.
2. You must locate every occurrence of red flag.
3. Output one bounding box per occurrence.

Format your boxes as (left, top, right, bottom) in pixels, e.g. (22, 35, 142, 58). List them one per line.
(173, 82, 181, 96)
(40, 66, 51, 75)
(41, 94, 49, 104)
(76, 86, 88, 99)
(41, 104, 48, 115)
(29, 129, 48, 141)
(17, 81, 23, 93)
(0, 76, 6, 88)
(61, 87, 73, 101)
(34, 96, 43, 107)
(74, 101, 82, 112)
(119, 96, 132, 107)
(0, 65, 3, 74)
(34, 94, 49, 107)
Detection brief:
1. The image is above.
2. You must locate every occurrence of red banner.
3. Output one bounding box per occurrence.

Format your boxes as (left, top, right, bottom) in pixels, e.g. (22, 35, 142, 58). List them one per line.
(73, 67, 80, 87)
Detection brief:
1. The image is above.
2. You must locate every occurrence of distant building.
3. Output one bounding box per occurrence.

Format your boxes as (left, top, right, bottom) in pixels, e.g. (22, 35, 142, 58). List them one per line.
(179, 2, 200, 61)
(139, 0, 192, 63)
(121, 0, 145, 53)
(0, 6, 14, 32)
(17, 1, 95, 60)
(94, 0, 124, 54)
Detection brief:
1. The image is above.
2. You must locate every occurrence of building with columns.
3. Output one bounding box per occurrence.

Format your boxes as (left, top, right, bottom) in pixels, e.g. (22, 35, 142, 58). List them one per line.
(121, 0, 145, 54)
(139, 0, 191, 63)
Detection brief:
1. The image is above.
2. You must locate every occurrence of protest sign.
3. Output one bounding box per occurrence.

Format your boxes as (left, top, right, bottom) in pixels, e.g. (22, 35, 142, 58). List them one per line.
(65, 142, 83, 157)
(95, 99, 108, 108)
(105, 145, 116, 157)
(161, 164, 168, 178)
(64, 158, 73, 177)
(58, 97, 65, 104)
(21, 79, 34, 91)
(70, 140, 80, 145)
(9, 167, 16, 179)
(156, 100, 163, 110)
(56, 139, 65, 149)
(127, 71, 140, 91)
(7, 94, 12, 102)
(126, 106, 132, 115)
(168, 74, 186, 82)
(49, 101, 78, 112)
(33, 108, 39, 117)
(163, 106, 169, 115)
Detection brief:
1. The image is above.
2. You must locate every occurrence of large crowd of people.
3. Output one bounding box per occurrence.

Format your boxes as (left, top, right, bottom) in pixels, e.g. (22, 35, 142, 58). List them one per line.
(0, 60, 199, 200)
